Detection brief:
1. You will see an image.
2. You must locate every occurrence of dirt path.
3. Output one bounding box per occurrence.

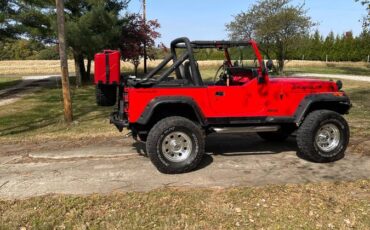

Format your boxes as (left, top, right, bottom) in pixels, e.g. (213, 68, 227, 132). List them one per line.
(1, 134, 369, 200)
(294, 73, 370, 82)
(0, 75, 59, 106)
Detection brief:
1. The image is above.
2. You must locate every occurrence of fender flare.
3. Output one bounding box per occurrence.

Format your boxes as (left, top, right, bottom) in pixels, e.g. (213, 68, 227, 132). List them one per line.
(294, 93, 352, 124)
(136, 96, 207, 126)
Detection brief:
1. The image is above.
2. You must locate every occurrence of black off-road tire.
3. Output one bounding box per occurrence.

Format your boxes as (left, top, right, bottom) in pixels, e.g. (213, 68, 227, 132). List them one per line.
(146, 116, 205, 174)
(297, 110, 349, 163)
(96, 84, 117, 106)
(257, 126, 295, 142)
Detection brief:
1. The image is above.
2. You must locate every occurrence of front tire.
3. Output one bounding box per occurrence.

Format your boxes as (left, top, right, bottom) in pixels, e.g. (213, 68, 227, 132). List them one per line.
(146, 116, 205, 174)
(297, 110, 349, 163)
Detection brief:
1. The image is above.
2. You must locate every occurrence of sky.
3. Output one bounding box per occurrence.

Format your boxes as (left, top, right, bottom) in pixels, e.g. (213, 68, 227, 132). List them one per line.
(127, 0, 367, 45)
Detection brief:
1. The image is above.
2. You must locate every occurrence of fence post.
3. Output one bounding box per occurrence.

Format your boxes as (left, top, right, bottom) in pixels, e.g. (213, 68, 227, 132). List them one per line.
(367, 55, 369, 63)
(326, 55, 328, 63)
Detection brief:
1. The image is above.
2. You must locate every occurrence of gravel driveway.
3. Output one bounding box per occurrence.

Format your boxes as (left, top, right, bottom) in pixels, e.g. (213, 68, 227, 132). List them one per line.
(1, 134, 369, 200)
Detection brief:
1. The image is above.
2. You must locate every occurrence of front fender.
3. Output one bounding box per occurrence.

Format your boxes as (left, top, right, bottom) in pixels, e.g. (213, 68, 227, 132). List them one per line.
(294, 93, 351, 124)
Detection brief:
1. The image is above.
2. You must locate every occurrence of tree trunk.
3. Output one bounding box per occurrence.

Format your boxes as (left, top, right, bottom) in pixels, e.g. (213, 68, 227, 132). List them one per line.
(86, 58, 92, 81)
(276, 42, 285, 74)
(77, 55, 88, 83)
(277, 59, 285, 73)
(73, 52, 81, 87)
(55, 0, 73, 123)
(134, 64, 138, 77)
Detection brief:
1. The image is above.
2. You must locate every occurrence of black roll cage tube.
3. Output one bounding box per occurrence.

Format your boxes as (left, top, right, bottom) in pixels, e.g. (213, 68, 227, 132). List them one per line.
(137, 37, 263, 86)
(138, 37, 203, 86)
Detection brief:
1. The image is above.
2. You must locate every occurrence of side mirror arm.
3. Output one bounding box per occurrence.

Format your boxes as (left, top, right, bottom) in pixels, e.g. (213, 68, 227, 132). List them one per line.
(258, 62, 268, 84)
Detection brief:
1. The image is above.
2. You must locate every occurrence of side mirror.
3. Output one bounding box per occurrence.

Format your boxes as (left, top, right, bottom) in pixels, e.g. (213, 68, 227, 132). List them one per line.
(266, 59, 273, 71)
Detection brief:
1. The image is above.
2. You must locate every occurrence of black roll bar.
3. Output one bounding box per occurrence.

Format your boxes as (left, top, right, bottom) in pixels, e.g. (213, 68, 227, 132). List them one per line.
(156, 52, 189, 82)
(142, 54, 173, 80)
(138, 37, 204, 86)
(171, 37, 203, 86)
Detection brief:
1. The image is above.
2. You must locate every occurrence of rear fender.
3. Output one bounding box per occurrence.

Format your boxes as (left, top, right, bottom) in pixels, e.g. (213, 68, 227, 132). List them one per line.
(136, 96, 206, 126)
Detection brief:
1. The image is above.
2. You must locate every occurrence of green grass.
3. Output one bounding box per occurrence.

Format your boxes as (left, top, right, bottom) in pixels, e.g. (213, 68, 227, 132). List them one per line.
(0, 180, 369, 229)
(0, 84, 120, 142)
(0, 77, 22, 90)
(346, 86, 370, 137)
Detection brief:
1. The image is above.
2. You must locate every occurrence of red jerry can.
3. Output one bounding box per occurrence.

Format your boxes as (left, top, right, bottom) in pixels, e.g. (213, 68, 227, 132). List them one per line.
(94, 50, 121, 85)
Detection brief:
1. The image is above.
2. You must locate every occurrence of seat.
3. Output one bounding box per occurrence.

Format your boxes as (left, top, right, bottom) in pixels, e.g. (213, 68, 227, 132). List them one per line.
(183, 61, 203, 85)
(177, 64, 185, 80)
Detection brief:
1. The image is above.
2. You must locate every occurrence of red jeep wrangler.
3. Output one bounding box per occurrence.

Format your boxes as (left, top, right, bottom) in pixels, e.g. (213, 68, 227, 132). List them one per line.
(94, 37, 351, 174)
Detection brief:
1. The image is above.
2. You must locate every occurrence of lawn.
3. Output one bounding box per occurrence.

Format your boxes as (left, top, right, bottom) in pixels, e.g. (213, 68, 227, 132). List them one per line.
(0, 84, 122, 143)
(1, 180, 369, 229)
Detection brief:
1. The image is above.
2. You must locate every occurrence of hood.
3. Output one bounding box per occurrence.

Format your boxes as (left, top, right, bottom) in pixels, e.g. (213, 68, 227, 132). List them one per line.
(270, 76, 339, 93)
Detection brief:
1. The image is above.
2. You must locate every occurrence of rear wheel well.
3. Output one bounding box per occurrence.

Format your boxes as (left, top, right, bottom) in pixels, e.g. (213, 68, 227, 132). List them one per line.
(133, 103, 203, 135)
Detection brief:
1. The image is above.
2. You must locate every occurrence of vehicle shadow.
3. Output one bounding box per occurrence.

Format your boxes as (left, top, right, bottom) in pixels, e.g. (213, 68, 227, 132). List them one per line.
(205, 133, 298, 156)
(132, 133, 301, 172)
(198, 133, 300, 171)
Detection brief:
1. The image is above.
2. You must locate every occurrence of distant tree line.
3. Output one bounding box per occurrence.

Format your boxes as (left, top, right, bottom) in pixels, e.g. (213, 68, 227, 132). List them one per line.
(0, 40, 61, 60)
(153, 30, 370, 62)
(290, 30, 370, 62)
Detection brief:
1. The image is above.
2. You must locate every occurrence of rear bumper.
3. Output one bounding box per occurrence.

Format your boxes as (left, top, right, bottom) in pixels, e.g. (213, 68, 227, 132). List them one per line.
(110, 112, 129, 132)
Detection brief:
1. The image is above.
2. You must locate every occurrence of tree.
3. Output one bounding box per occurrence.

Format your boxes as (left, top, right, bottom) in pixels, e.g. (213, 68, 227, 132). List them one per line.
(65, 0, 128, 86)
(355, 0, 370, 31)
(120, 13, 160, 76)
(10, 0, 129, 86)
(0, 0, 18, 41)
(323, 31, 335, 60)
(226, 0, 315, 72)
(310, 30, 324, 60)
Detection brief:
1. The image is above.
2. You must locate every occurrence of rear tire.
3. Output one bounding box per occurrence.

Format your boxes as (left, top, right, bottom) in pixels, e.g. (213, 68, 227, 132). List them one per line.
(96, 84, 117, 106)
(297, 110, 349, 163)
(146, 116, 205, 174)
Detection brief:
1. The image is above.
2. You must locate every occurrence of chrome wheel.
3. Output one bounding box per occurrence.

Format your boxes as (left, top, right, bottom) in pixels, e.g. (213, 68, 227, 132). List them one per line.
(161, 131, 192, 163)
(315, 123, 341, 153)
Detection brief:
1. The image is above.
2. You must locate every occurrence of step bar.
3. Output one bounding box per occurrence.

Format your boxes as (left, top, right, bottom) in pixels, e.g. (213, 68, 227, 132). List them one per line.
(212, 125, 280, 134)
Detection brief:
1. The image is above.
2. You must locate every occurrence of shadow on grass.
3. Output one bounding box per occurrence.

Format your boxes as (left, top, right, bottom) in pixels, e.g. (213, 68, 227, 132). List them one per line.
(0, 79, 22, 91)
(285, 65, 370, 76)
(336, 66, 370, 76)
